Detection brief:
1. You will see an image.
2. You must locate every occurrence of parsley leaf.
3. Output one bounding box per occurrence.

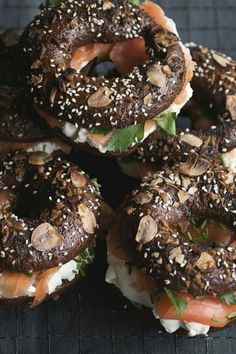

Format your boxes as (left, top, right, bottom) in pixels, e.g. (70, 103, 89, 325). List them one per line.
(107, 123, 144, 153)
(129, 0, 141, 4)
(164, 288, 187, 317)
(220, 293, 236, 305)
(211, 316, 220, 323)
(154, 112, 177, 136)
(125, 261, 135, 275)
(75, 242, 95, 277)
(227, 312, 236, 320)
(91, 178, 101, 192)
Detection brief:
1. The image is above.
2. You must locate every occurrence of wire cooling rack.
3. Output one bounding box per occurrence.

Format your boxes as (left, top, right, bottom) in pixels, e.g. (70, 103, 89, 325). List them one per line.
(0, 1, 236, 353)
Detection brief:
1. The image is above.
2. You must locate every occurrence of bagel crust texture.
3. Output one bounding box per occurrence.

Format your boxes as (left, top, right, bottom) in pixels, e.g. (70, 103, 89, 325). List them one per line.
(0, 86, 52, 142)
(19, 0, 186, 130)
(188, 44, 236, 120)
(120, 155, 236, 297)
(0, 150, 102, 272)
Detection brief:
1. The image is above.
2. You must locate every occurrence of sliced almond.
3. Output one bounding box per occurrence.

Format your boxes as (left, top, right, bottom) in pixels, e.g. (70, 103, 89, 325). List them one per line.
(226, 95, 236, 120)
(88, 87, 113, 108)
(134, 192, 152, 205)
(179, 153, 209, 177)
(180, 134, 203, 148)
(212, 52, 230, 67)
(188, 186, 197, 195)
(78, 204, 97, 234)
(28, 152, 52, 166)
(195, 252, 215, 271)
(102, 0, 115, 10)
(221, 147, 236, 172)
(162, 65, 171, 75)
(70, 169, 87, 188)
(70, 18, 77, 28)
(169, 247, 185, 265)
(31, 223, 61, 252)
(182, 177, 191, 189)
(177, 190, 189, 204)
(143, 93, 152, 105)
(154, 32, 178, 48)
(135, 215, 157, 244)
(31, 60, 42, 69)
(147, 65, 166, 87)
(31, 74, 43, 86)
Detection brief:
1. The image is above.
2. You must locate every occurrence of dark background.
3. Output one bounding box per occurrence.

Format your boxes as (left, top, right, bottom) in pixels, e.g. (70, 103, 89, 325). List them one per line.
(0, 0, 236, 353)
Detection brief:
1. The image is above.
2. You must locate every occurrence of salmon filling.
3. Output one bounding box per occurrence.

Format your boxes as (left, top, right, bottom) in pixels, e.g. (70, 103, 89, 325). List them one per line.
(0, 244, 94, 307)
(106, 217, 236, 336)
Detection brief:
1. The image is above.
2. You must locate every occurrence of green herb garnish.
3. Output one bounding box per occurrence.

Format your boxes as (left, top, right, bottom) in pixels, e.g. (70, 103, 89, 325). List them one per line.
(24, 271, 33, 277)
(211, 316, 220, 323)
(226, 312, 236, 320)
(91, 178, 101, 192)
(129, 0, 141, 4)
(91, 112, 176, 153)
(220, 293, 236, 305)
(154, 112, 177, 136)
(188, 217, 209, 241)
(92, 123, 144, 153)
(219, 223, 227, 231)
(107, 124, 144, 153)
(125, 261, 135, 275)
(164, 288, 187, 317)
(75, 243, 95, 277)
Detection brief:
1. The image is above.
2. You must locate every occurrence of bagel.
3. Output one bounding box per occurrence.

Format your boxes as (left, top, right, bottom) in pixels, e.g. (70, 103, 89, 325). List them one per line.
(119, 46, 236, 177)
(106, 155, 236, 335)
(188, 43, 236, 121)
(19, 0, 193, 156)
(0, 86, 70, 154)
(0, 150, 103, 306)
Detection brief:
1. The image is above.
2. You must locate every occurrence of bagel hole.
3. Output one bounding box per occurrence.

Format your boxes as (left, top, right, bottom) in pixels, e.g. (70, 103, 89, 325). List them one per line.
(179, 99, 216, 131)
(9, 180, 54, 219)
(178, 217, 236, 248)
(91, 61, 119, 78)
(70, 38, 149, 78)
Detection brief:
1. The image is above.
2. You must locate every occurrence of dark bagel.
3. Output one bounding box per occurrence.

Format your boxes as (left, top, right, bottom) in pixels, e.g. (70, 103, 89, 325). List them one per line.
(0, 150, 101, 272)
(136, 119, 236, 165)
(0, 86, 71, 154)
(189, 44, 236, 120)
(0, 86, 52, 143)
(120, 155, 236, 297)
(19, 0, 186, 131)
(134, 46, 236, 165)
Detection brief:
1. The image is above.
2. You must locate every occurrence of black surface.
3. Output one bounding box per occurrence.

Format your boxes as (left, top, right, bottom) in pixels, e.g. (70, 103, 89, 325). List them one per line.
(0, 0, 236, 353)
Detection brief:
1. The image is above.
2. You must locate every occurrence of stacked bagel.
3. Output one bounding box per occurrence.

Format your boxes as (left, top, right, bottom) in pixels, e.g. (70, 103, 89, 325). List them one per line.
(0, 0, 236, 337)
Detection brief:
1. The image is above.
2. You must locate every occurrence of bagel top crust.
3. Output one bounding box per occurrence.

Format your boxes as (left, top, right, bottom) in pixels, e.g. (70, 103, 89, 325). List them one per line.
(0, 86, 53, 142)
(120, 156, 236, 297)
(135, 120, 236, 165)
(19, 0, 186, 130)
(189, 44, 236, 120)
(0, 151, 102, 272)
